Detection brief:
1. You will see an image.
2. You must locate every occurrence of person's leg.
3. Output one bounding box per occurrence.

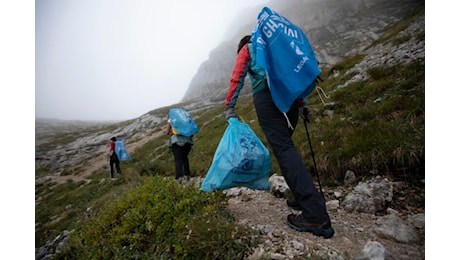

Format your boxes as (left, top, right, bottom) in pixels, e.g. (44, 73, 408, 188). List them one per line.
(183, 143, 192, 179)
(115, 159, 121, 175)
(109, 155, 115, 178)
(172, 144, 184, 179)
(253, 88, 330, 224)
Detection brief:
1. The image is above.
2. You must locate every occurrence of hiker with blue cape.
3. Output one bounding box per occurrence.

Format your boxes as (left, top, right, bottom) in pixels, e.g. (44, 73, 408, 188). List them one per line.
(224, 6, 334, 239)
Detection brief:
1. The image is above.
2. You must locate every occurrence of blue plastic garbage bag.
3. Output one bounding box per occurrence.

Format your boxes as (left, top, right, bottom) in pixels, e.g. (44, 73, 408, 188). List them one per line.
(169, 108, 199, 137)
(115, 140, 132, 161)
(200, 118, 271, 192)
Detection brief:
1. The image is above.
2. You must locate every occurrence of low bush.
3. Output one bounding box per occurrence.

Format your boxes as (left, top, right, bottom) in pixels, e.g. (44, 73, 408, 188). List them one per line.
(56, 176, 257, 259)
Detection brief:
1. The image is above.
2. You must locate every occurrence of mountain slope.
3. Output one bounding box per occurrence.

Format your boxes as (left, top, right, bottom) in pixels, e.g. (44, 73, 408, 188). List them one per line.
(181, 0, 424, 103)
(35, 4, 425, 259)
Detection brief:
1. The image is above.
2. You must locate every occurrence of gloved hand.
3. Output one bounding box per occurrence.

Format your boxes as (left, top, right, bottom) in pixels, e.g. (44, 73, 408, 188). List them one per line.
(299, 106, 312, 123)
(225, 107, 238, 120)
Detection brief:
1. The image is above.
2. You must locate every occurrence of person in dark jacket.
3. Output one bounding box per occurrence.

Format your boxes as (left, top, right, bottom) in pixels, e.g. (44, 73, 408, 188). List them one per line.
(224, 35, 334, 239)
(109, 136, 121, 178)
(166, 119, 193, 182)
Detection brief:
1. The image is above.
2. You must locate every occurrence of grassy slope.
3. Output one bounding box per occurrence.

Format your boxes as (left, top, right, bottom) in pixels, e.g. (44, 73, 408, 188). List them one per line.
(36, 8, 424, 258)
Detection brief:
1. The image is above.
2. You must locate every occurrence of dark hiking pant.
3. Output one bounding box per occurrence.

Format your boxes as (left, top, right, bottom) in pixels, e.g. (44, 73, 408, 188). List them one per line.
(172, 143, 192, 179)
(110, 153, 121, 178)
(253, 87, 330, 224)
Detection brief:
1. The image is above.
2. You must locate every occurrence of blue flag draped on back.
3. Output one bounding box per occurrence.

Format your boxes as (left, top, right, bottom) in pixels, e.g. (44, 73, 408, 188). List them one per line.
(251, 6, 320, 113)
(169, 108, 199, 137)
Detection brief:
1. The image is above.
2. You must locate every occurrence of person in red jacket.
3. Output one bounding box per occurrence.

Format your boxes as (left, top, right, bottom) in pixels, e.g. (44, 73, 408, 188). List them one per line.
(109, 137, 121, 178)
(224, 35, 334, 239)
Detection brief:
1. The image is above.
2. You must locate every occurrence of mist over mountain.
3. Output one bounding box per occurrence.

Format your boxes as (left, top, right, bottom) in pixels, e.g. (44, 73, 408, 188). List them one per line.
(181, 0, 423, 103)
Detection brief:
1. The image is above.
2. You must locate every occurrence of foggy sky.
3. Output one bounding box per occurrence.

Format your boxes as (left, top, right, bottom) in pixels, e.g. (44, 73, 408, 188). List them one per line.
(35, 0, 268, 121)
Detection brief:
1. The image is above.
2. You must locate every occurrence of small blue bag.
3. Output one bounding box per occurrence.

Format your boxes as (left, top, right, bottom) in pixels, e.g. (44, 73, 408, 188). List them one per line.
(200, 118, 271, 192)
(115, 140, 132, 161)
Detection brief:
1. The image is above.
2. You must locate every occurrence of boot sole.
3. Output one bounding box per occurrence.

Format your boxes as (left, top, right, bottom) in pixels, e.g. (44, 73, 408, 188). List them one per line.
(287, 220, 335, 239)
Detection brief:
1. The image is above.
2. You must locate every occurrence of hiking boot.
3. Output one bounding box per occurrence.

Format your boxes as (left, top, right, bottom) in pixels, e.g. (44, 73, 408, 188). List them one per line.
(286, 198, 302, 210)
(287, 214, 335, 239)
(176, 176, 185, 184)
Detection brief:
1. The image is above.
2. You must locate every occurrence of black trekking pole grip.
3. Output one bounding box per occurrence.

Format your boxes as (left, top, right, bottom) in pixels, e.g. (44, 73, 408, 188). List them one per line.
(303, 118, 324, 198)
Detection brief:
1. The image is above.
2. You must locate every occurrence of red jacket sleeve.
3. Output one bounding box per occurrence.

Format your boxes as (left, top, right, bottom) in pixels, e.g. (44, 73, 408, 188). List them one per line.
(225, 44, 251, 108)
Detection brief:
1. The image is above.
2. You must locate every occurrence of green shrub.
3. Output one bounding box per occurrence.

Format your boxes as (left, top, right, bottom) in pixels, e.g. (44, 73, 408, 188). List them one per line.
(57, 176, 257, 259)
(35, 176, 139, 248)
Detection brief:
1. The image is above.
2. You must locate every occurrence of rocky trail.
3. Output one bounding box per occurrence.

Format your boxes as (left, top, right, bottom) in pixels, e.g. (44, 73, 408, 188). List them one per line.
(225, 183, 425, 259)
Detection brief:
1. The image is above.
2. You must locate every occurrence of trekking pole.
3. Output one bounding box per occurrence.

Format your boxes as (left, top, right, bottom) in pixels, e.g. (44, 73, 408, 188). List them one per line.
(302, 117, 325, 198)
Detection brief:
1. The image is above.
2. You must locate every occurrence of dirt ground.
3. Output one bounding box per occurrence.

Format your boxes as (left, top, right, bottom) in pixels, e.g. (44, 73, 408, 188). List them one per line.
(227, 188, 425, 259)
